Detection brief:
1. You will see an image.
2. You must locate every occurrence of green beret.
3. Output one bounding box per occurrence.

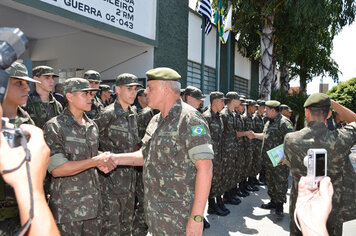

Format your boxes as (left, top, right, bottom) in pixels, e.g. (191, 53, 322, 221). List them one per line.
(226, 91, 240, 100)
(257, 99, 265, 106)
(304, 93, 331, 108)
(6, 61, 39, 83)
(63, 78, 100, 95)
(116, 73, 142, 87)
(84, 70, 101, 82)
(146, 67, 181, 81)
(33, 65, 59, 77)
(210, 91, 226, 100)
(265, 100, 281, 108)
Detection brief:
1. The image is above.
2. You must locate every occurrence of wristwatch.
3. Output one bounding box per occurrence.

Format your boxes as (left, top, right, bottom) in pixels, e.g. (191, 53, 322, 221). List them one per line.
(190, 214, 203, 223)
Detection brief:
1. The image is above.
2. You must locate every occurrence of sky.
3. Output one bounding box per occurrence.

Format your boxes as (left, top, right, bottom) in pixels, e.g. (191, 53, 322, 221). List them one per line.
(189, 0, 356, 95)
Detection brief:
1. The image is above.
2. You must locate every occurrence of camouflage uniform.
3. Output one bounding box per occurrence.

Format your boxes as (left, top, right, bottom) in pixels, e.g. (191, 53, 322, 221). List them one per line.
(85, 95, 104, 119)
(202, 108, 224, 198)
(94, 99, 140, 236)
(24, 90, 63, 128)
(252, 112, 264, 177)
(261, 113, 293, 205)
(141, 99, 213, 235)
(0, 108, 34, 235)
(234, 112, 245, 183)
(133, 107, 156, 236)
(284, 121, 356, 236)
(44, 108, 102, 235)
(242, 111, 255, 179)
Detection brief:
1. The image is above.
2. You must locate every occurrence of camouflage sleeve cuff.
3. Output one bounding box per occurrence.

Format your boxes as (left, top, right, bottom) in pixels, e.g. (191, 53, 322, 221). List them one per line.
(48, 153, 68, 173)
(188, 144, 214, 163)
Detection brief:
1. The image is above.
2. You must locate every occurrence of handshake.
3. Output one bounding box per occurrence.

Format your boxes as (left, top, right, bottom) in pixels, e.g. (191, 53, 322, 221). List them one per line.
(246, 131, 255, 139)
(92, 152, 118, 174)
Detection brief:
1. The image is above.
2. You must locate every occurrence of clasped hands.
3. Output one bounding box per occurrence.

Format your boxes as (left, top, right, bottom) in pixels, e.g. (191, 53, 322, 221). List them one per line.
(92, 152, 117, 174)
(247, 130, 255, 139)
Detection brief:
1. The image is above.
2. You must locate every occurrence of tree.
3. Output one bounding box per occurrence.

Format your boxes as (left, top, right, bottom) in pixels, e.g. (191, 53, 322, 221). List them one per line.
(327, 77, 356, 113)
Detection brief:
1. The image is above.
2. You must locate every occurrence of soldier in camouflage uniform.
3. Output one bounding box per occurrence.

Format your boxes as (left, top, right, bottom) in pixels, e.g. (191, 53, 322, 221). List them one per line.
(184, 86, 205, 112)
(24, 65, 63, 128)
(284, 93, 356, 236)
(43, 78, 113, 235)
(250, 100, 293, 216)
(84, 70, 104, 119)
(0, 62, 37, 235)
(220, 93, 243, 205)
(94, 73, 142, 236)
(252, 100, 266, 185)
(203, 92, 229, 217)
(98, 84, 113, 107)
(109, 68, 214, 235)
(242, 99, 259, 192)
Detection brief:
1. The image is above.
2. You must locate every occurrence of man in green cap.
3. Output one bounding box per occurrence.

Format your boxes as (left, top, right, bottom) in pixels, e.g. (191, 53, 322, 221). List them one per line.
(0, 61, 38, 235)
(283, 93, 356, 236)
(203, 92, 230, 217)
(184, 86, 205, 111)
(249, 100, 293, 216)
(94, 73, 142, 235)
(24, 65, 63, 128)
(98, 84, 113, 107)
(84, 70, 104, 119)
(104, 67, 213, 235)
(281, 104, 293, 120)
(43, 77, 115, 235)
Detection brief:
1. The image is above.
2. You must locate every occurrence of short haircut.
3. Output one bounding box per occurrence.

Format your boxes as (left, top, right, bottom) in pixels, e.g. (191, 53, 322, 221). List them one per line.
(308, 105, 329, 120)
(161, 80, 181, 94)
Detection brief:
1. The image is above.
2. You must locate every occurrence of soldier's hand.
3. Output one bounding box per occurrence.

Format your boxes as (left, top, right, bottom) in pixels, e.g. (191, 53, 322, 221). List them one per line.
(247, 131, 255, 139)
(186, 218, 203, 236)
(92, 152, 116, 173)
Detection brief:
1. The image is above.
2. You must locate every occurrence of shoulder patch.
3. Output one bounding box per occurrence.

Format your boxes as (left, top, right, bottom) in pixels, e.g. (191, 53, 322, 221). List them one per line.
(192, 125, 206, 136)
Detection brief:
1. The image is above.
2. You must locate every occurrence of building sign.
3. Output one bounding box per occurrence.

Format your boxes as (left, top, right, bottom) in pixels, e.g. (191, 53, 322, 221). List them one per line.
(39, 0, 156, 40)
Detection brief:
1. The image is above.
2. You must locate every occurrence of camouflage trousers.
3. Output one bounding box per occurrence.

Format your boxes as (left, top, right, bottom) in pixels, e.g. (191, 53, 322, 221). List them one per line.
(251, 141, 262, 176)
(0, 217, 20, 236)
(101, 188, 135, 236)
(57, 217, 102, 236)
(132, 168, 148, 236)
(209, 156, 224, 198)
(265, 163, 289, 204)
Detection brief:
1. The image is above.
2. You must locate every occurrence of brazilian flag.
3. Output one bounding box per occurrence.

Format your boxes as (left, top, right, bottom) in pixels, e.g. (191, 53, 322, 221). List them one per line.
(214, 0, 225, 43)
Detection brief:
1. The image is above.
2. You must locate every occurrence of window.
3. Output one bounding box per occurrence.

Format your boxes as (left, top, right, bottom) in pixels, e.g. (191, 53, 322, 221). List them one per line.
(233, 76, 248, 96)
(187, 61, 216, 94)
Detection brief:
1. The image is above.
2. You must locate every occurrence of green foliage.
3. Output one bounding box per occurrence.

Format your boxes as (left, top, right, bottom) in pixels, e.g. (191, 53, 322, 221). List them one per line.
(327, 77, 356, 113)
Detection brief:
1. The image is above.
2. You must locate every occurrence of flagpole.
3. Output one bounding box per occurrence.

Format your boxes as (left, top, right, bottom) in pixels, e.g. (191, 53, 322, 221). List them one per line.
(200, 18, 206, 92)
(215, 27, 220, 91)
(227, 1, 231, 91)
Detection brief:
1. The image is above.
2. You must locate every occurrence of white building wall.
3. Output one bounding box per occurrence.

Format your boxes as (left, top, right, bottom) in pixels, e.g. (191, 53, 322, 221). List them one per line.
(234, 45, 251, 80)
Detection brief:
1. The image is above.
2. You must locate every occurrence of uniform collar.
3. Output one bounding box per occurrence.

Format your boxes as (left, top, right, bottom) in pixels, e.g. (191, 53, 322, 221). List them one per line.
(62, 108, 92, 127)
(307, 121, 327, 129)
(160, 98, 182, 121)
(114, 99, 132, 116)
(31, 89, 56, 103)
(270, 113, 282, 123)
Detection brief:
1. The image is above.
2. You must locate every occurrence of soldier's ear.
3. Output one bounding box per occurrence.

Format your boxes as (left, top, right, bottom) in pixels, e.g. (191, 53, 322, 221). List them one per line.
(65, 93, 73, 103)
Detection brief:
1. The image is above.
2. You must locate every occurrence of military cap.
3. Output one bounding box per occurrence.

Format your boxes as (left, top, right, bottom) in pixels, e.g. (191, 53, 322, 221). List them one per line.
(146, 67, 181, 81)
(33, 65, 59, 77)
(257, 99, 265, 106)
(99, 84, 113, 93)
(240, 98, 247, 105)
(280, 104, 290, 110)
(240, 95, 246, 99)
(210, 91, 226, 100)
(6, 62, 39, 83)
(265, 100, 281, 108)
(116, 73, 142, 87)
(226, 91, 240, 100)
(185, 86, 205, 100)
(247, 99, 257, 106)
(288, 107, 293, 113)
(137, 88, 145, 96)
(304, 93, 331, 108)
(63, 77, 100, 95)
(84, 70, 101, 82)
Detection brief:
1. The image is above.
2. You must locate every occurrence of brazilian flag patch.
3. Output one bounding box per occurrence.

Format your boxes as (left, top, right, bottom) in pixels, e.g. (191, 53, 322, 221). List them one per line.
(192, 125, 206, 136)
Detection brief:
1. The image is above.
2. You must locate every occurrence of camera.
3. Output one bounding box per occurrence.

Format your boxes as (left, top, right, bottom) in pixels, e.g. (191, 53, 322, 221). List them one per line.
(303, 149, 327, 190)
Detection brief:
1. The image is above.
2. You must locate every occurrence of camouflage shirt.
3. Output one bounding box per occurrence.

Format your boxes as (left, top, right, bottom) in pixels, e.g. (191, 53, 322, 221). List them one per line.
(44, 108, 101, 224)
(24, 90, 63, 128)
(253, 112, 265, 133)
(94, 99, 140, 193)
(8, 107, 35, 128)
(284, 121, 356, 226)
(202, 108, 223, 160)
(85, 96, 104, 119)
(261, 113, 293, 167)
(220, 106, 237, 153)
(137, 107, 156, 140)
(141, 98, 213, 235)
